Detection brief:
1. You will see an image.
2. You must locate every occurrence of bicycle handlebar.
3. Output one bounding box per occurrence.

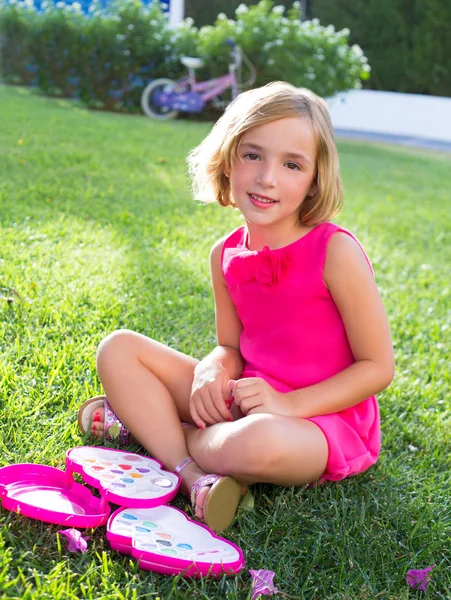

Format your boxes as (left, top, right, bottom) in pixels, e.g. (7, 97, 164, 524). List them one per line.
(226, 39, 256, 89)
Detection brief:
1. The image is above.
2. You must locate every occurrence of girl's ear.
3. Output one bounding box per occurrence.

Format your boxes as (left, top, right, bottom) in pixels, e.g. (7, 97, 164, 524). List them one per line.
(308, 183, 318, 197)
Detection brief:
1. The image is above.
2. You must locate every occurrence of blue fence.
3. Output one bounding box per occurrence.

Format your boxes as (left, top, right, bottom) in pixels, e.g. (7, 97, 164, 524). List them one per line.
(6, 0, 170, 14)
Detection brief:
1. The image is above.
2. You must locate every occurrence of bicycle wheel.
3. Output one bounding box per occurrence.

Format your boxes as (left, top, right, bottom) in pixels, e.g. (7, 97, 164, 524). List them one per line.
(141, 78, 179, 120)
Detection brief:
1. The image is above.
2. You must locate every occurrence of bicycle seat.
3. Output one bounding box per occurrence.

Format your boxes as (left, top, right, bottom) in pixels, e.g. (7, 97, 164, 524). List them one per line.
(181, 57, 204, 70)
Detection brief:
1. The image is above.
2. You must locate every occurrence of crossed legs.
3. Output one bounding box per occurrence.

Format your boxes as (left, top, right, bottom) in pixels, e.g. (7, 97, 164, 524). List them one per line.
(93, 329, 328, 517)
(184, 415, 328, 486)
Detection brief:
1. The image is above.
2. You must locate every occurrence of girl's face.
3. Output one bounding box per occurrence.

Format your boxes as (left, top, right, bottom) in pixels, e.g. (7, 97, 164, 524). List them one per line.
(229, 117, 317, 233)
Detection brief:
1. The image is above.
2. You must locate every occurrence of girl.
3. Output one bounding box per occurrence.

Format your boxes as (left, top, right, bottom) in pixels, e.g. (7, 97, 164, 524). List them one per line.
(78, 81, 394, 533)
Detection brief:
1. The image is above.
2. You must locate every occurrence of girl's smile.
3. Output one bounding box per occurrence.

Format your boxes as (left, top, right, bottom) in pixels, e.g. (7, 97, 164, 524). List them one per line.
(230, 117, 317, 242)
(247, 192, 279, 208)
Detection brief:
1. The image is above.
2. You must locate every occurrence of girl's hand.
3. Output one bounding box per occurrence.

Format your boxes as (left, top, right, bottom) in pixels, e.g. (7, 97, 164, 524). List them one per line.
(229, 378, 293, 417)
(190, 361, 233, 428)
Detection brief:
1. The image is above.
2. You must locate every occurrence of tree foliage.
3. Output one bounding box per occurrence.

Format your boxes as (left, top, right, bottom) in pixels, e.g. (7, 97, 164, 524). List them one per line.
(310, 0, 451, 96)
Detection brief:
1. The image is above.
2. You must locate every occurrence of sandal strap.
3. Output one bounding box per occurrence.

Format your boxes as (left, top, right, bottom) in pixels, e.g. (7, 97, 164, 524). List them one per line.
(190, 474, 221, 506)
(104, 398, 129, 445)
(174, 456, 195, 475)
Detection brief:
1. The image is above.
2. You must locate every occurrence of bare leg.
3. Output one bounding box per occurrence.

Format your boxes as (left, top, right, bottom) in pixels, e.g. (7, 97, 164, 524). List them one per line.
(94, 329, 214, 516)
(90, 330, 327, 522)
(184, 414, 328, 485)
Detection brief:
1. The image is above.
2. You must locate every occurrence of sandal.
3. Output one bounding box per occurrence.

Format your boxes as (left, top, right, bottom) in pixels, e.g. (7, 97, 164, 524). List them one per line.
(77, 395, 130, 445)
(174, 457, 241, 533)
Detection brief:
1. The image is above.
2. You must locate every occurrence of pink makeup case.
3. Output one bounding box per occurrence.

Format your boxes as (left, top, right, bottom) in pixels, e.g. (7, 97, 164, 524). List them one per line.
(0, 446, 245, 578)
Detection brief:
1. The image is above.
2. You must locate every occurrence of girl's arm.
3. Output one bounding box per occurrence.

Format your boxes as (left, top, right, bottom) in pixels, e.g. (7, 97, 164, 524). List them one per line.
(287, 232, 395, 418)
(198, 237, 244, 375)
(190, 238, 244, 427)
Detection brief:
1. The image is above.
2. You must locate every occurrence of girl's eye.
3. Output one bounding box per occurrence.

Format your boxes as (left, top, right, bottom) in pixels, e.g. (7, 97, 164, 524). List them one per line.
(244, 153, 260, 161)
(285, 162, 301, 171)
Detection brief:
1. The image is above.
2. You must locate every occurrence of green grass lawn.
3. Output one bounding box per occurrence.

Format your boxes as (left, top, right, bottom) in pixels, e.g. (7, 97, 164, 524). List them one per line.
(0, 85, 450, 600)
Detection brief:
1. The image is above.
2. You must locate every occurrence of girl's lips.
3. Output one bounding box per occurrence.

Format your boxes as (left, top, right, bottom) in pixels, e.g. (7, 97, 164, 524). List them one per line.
(247, 193, 278, 209)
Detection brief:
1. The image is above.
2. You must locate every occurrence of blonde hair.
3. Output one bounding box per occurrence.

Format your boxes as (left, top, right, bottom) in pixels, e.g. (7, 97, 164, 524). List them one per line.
(187, 81, 343, 225)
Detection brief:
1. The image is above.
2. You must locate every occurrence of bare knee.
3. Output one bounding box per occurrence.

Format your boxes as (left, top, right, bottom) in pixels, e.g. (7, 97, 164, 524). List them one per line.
(219, 415, 327, 484)
(220, 415, 281, 478)
(96, 329, 145, 375)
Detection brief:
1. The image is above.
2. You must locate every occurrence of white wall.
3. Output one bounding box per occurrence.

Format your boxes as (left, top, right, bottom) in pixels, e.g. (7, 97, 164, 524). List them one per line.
(326, 90, 451, 143)
(168, 0, 184, 27)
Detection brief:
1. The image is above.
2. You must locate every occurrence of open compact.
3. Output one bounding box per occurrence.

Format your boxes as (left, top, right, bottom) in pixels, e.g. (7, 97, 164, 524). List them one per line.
(0, 446, 245, 578)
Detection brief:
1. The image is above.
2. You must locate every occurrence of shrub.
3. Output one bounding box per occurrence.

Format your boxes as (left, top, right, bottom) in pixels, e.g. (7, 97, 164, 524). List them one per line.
(0, 0, 198, 110)
(0, 1, 41, 86)
(0, 0, 370, 112)
(197, 1, 369, 98)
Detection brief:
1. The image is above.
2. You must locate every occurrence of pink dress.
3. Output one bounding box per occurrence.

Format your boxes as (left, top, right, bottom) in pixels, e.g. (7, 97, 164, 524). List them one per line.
(221, 222, 380, 481)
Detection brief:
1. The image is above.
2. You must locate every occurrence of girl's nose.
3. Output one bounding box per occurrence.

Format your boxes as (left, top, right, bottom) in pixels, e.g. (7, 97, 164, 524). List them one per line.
(256, 163, 277, 187)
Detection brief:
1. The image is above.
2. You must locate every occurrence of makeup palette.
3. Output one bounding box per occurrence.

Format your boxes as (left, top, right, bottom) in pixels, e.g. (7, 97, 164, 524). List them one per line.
(107, 506, 244, 578)
(0, 446, 245, 577)
(66, 447, 179, 508)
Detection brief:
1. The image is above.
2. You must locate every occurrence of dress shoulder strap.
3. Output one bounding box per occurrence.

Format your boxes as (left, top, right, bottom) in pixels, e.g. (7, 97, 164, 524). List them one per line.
(317, 223, 374, 275)
(221, 226, 246, 269)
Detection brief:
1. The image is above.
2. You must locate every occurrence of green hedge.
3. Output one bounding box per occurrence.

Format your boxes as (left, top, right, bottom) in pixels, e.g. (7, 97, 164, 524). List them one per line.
(0, 0, 198, 110)
(310, 0, 451, 97)
(185, 0, 296, 26)
(0, 0, 370, 112)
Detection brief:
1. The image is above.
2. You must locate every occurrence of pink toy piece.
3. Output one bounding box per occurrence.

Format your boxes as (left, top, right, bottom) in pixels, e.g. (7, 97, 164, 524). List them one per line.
(58, 528, 89, 553)
(0, 463, 110, 528)
(66, 447, 180, 508)
(107, 505, 245, 578)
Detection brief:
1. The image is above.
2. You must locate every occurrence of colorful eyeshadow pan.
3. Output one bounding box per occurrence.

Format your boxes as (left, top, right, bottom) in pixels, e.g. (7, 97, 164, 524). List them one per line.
(117, 520, 134, 526)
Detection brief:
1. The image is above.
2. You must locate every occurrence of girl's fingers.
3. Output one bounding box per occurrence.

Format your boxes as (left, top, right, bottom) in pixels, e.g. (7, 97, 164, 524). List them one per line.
(247, 405, 265, 415)
(231, 377, 262, 388)
(202, 388, 226, 423)
(196, 390, 223, 424)
(229, 377, 265, 401)
(211, 385, 232, 421)
(195, 401, 215, 425)
(233, 382, 259, 405)
(222, 382, 233, 407)
(189, 400, 206, 429)
(240, 391, 262, 414)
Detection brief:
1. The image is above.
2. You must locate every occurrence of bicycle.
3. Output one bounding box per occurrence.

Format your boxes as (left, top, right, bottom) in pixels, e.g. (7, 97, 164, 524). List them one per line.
(140, 40, 256, 120)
